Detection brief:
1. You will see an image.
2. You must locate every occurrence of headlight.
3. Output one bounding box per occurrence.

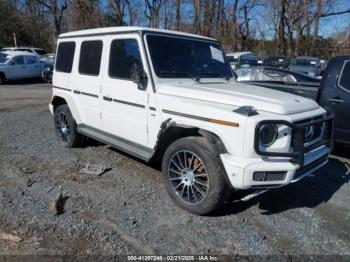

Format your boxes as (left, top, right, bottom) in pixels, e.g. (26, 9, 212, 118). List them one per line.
(259, 124, 278, 147)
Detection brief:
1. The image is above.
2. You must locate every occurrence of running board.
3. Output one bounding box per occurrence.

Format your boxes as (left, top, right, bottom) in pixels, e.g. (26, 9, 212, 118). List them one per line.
(77, 124, 154, 162)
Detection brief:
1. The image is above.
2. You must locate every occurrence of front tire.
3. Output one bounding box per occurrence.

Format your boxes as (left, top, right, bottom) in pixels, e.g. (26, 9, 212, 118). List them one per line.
(0, 74, 4, 85)
(162, 137, 230, 215)
(54, 104, 84, 148)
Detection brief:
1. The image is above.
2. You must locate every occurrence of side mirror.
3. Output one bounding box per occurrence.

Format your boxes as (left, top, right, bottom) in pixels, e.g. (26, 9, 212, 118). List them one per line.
(10, 61, 16, 66)
(130, 63, 148, 91)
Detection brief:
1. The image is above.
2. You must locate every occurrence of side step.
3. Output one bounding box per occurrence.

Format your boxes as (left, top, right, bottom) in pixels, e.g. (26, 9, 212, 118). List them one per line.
(77, 124, 154, 162)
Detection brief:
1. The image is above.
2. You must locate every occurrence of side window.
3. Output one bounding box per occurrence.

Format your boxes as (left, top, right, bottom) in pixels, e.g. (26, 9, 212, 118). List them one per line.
(55, 42, 76, 73)
(13, 56, 25, 65)
(79, 40, 103, 76)
(109, 39, 142, 79)
(339, 61, 350, 92)
(25, 56, 37, 64)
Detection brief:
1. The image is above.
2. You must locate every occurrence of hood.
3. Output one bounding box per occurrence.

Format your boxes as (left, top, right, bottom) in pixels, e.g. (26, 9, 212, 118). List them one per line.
(157, 80, 319, 115)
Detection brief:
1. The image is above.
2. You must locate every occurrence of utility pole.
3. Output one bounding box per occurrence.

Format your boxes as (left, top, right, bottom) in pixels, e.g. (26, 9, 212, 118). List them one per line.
(13, 33, 17, 47)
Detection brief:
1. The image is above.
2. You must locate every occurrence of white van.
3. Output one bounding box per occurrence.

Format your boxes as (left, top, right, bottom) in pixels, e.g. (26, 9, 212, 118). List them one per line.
(49, 27, 333, 215)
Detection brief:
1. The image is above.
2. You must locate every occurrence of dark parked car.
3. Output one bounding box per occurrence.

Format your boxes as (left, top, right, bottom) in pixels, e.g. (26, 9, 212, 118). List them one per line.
(319, 55, 350, 145)
(264, 56, 290, 68)
(242, 56, 350, 145)
(289, 56, 322, 77)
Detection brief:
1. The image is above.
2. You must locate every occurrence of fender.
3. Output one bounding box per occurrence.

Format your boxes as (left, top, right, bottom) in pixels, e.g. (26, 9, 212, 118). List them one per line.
(51, 91, 83, 124)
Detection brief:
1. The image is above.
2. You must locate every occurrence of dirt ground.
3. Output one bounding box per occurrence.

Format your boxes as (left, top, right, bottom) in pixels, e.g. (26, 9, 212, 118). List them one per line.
(0, 80, 349, 257)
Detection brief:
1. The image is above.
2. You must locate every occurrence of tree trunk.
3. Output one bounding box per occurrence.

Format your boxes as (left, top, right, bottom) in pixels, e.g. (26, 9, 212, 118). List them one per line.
(193, 0, 201, 34)
(175, 0, 181, 31)
(277, 0, 287, 55)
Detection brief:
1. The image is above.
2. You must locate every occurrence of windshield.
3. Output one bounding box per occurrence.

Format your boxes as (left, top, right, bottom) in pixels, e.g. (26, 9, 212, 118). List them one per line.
(227, 56, 238, 65)
(0, 53, 9, 63)
(34, 49, 47, 55)
(239, 56, 259, 68)
(293, 59, 317, 68)
(146, 34, 233, 79)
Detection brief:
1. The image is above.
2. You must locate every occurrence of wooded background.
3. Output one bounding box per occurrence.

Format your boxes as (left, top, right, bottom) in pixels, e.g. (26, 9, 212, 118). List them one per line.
(0, 0, 349, 58)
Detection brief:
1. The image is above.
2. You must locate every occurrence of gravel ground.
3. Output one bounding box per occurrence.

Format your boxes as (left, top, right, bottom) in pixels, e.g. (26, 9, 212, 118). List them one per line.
(0, 81, 349, 256)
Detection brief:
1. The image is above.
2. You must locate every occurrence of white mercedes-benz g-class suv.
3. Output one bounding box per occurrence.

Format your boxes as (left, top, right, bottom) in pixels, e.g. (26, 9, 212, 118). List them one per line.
(49, 27, 333, 215)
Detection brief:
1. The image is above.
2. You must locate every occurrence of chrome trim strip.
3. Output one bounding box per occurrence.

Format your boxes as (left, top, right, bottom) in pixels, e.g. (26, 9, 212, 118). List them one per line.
(113, 99, 145, 108)
(53, 86, 71, 92)
(162, 109, 212, 122)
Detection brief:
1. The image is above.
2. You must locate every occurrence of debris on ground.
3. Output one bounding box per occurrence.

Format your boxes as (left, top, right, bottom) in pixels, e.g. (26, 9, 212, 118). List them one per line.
(26, 178, 37, 187)
(0, 233, 22, 243)
(79, 162, 112, 176)
(48, 192, 67, 216)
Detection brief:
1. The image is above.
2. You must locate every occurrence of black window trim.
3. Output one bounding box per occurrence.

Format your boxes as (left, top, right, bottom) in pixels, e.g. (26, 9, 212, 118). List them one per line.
(337, 60, 350, 93)
(78, 40, 103, 77)
(108, 37, 143, 81)
(55, 41, 76, 74)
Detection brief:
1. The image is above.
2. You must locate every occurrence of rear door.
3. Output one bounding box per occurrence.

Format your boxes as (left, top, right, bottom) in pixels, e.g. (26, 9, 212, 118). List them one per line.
(24, 55, 41, 77)
(321, 60, 350, 143)
(8, 55, 27, 78)
(69, 39, 104, 129)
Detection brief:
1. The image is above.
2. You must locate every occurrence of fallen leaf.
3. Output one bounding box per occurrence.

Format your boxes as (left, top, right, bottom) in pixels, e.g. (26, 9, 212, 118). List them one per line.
(0, 233, 22, 243)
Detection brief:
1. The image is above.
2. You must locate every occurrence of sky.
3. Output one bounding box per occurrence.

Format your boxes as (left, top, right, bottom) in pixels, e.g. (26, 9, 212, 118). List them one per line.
(319, 0, 350, 38)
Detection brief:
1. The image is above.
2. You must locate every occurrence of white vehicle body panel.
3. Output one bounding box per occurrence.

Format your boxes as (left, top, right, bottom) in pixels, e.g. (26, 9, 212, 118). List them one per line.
(50, 27, 332, 190)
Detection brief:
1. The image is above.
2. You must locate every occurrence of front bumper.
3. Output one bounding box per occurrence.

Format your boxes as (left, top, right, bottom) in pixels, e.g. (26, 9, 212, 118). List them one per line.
(221, 145, 330, 189)
(220, 113, 333, 189)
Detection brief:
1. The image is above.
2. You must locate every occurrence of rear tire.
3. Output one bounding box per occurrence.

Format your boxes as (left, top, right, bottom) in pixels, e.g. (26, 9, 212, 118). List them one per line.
(0, 74, 4, 85)
(162, 136, 231, 215)
(54, 104, 84, 148)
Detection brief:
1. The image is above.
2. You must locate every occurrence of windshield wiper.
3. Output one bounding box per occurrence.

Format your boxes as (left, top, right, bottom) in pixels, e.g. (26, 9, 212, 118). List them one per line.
(159, 71, 201, 82)
(199, 72, 232, 80)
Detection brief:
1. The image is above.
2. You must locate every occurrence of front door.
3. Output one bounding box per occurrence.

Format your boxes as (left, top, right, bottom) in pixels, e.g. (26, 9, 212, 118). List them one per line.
(100, 34, 149, 146)
(322, 60, 350, 143)
(9, 55, 27, 78)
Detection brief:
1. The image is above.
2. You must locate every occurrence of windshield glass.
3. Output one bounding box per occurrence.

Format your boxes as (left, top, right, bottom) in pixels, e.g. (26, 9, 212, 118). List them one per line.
(35, 49, 47, 55)
(293, 59, 317, 68)
(146, 34, 233, 79)
(239, 56, 259, 68)
(0, 53, 9, 63)
(227, 56, 238, 65)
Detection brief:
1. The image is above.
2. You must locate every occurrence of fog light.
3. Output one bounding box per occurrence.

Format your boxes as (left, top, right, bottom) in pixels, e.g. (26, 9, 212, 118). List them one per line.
(253, 172, 265, 181)
(253, 171, 287, 181)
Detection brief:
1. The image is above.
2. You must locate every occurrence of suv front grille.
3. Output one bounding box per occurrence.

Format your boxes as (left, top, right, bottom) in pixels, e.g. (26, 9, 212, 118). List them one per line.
(294, 116, 325, 149)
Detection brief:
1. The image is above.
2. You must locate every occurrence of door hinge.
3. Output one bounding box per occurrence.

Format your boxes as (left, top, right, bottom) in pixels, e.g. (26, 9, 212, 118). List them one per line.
(100, 112, 102, 119)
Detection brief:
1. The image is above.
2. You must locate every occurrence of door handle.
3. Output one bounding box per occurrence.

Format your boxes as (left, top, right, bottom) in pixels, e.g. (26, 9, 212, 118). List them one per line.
(22, 66, 26, 69)
(103, 95, 112, 102)
(328, 97, 344, 104)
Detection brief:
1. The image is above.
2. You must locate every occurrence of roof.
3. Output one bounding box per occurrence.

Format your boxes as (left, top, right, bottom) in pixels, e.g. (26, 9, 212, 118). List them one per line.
(1, 47, 44, 50)
(59, 26, 216, 41)
(0, 50, 36, 56)
(226, 52, 255, 58)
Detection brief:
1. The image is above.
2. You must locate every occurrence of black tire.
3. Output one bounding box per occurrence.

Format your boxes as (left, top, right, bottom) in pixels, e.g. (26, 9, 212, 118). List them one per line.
(162, 136, 231, 215)
(0, 74, 4, 85)
(54, 104, 84, 148)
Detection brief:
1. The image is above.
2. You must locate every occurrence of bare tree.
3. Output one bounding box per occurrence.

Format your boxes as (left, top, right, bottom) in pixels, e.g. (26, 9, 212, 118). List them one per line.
(35, 0, 67, 36)
(144, 0, 162, 27)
